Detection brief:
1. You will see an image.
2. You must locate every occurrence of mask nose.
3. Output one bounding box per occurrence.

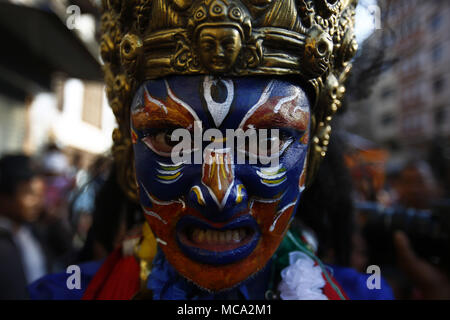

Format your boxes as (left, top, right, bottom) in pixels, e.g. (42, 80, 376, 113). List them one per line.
(214, 43, 225, 58)
(188, 149, 248, 222)
(203, 150, 233, 206)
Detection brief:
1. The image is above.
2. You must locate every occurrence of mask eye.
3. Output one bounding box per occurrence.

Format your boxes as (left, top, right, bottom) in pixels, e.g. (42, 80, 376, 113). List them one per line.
(142, 129, 182, 157)
(257, 130, 294, 157)
(238, 129, 295, 159)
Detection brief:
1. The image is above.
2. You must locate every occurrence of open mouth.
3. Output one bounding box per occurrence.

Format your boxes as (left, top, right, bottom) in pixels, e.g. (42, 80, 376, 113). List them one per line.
(176, 215, 260, 265)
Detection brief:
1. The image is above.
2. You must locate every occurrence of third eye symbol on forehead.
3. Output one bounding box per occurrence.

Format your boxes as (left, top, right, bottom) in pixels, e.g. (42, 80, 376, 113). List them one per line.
(203, 77, 234, 128)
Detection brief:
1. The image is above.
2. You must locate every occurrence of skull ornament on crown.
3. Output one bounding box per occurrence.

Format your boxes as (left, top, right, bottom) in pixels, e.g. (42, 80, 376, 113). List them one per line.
(100, 0, 358, 292)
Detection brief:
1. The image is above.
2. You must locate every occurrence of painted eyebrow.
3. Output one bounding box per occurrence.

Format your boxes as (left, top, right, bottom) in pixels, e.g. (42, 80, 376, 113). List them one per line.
(239, 83, 310, 132)
(131, 111, 191, 130)
(245, 110, 309, 133)
(131, 83, 200, 130)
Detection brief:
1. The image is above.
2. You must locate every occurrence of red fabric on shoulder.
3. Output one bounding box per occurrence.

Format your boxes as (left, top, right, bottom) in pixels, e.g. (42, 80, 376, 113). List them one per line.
(82, 247, 140, 300)
(322, 272, 349, 300)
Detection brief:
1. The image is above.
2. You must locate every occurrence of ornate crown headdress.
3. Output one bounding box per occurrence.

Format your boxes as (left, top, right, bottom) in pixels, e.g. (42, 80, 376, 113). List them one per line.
(100, 0, 358, 200)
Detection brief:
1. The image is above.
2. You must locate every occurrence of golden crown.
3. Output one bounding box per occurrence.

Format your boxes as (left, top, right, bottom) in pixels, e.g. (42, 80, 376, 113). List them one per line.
(100, 0, 358, 200)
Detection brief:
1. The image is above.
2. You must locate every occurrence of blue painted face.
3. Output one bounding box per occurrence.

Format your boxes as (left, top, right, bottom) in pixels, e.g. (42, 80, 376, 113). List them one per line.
(131, 75, 311, 291)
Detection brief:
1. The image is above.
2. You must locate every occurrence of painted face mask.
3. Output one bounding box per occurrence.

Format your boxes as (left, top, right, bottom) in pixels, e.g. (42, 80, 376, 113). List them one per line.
(131, 75, 311, 291)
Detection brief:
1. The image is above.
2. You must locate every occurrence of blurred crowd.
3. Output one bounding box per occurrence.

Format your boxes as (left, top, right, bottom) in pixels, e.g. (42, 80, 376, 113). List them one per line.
(0, 135, 449, 300)
(298, 132, 450, 300)
(0, 144, 142, 299)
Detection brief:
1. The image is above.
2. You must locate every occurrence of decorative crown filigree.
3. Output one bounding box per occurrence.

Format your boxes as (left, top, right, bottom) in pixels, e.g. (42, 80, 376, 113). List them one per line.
(100, 0, 359, 200)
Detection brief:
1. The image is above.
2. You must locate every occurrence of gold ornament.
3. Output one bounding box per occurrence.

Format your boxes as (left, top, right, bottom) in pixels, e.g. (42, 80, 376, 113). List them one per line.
(100, 0, 359, 199)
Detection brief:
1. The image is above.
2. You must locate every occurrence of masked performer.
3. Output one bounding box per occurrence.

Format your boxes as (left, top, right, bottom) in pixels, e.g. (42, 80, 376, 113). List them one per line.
(29, 0, 393, 300)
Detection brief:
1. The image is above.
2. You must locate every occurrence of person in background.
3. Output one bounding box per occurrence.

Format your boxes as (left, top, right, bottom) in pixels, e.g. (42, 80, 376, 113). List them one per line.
(40, 143, 75, 218)
(36, 144, 76, 271)
(69, 156, 112, 252)
(394, 230, 450, 300)
(388, 160, 450, 299)
(77, 161, 144, 262)
(0, 154, 47, 299)
(28, 161, 144, 300)
(389, 160, 442, 210)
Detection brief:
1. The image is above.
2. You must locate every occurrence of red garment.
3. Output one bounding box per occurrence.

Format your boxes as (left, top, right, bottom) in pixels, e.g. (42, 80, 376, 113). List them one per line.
(82, 248, 140, 300)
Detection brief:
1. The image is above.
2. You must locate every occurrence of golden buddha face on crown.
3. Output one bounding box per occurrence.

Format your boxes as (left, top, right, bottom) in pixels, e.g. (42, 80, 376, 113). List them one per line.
(189, 0, 252, 73)
(197, 26, 242, 72)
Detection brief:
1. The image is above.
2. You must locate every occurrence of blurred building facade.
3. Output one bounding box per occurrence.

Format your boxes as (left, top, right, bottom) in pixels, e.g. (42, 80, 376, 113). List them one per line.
(25, 78, 115, 157)
(342, 0, 450, 161)
(0, 0, 114, 164)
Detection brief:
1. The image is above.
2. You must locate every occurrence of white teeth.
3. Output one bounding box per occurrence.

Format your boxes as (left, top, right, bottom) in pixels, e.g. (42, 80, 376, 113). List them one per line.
(226, 231, 232, 242)
(212, 231, 219, 243)
(206, 230, 212, 243)
(191, 228, 247, 244)
(219, 232, 226, 244)
(192, 229, 200, 242)
(193, 229, 205, 243)
(198, 230, 205, 243)
(232, 231, 240, 243)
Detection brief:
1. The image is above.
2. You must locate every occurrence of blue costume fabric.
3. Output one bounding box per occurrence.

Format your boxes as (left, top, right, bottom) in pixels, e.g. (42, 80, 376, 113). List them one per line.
(328, 265, 394, 300)
(28, 260, 103, 300)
